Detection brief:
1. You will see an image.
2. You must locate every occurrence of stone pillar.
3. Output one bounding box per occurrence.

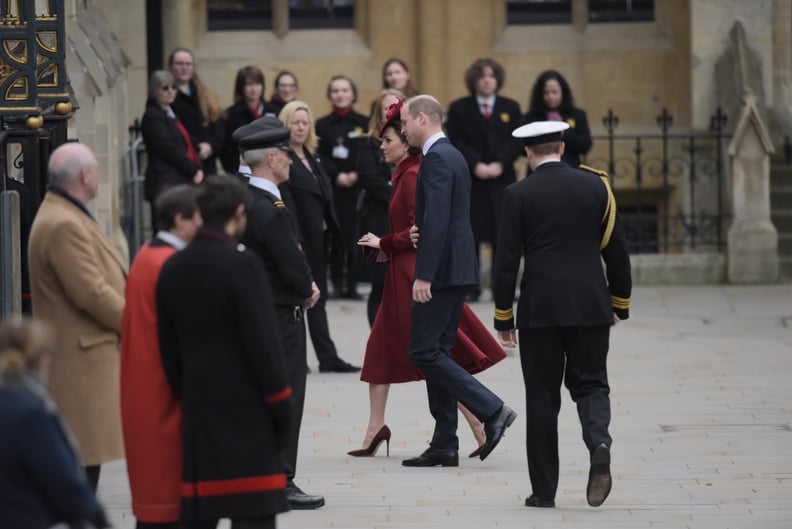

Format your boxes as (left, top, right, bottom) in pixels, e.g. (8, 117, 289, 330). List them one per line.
(727, 95, 779, 283)
(162, 0, 197, 60)
(416, 0, 447, 100)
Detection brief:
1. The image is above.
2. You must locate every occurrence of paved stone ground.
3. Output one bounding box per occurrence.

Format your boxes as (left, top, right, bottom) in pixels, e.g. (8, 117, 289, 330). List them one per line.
(101, 285, 792, 529)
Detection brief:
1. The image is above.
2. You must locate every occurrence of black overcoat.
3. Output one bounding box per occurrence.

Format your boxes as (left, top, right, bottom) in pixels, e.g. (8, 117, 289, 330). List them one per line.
(140, 101, 200, 201)
(445, 95, 523, 243)
(220, 99, 278, 174)
(355, 136, 392, 283)
(493, 162, 631, 330)
(170, 86, 226, 175)
(156, 230, 292, 522)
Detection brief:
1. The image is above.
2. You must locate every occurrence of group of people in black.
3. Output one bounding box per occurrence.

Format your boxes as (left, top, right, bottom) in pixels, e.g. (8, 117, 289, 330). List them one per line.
(122, 50, 631, 529)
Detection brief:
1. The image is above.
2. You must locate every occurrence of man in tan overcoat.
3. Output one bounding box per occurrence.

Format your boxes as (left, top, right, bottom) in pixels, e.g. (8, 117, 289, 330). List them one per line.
(28, 142, 127, 490)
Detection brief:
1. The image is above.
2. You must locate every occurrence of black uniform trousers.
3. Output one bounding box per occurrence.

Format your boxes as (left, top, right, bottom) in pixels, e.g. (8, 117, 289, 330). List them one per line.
(275, 305, 307, 481)
(518, 325, 612, 500)
(182, 515, 275, 529)
(408, 286, 503, 449)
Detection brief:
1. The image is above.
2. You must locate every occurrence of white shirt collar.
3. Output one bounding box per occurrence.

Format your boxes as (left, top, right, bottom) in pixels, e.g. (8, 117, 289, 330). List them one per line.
(238, 164, 252, 175)
(248, 176, 282, 199)
(422, 131, 446, 155)
(165, 105, 176, 119)
(476, 95, 496, 109)
(155, 230, 187, 250)
(535, 157, 562, 169)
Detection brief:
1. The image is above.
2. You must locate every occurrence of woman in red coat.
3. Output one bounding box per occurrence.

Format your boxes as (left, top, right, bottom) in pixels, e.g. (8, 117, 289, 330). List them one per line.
(350, 99, 506, 458)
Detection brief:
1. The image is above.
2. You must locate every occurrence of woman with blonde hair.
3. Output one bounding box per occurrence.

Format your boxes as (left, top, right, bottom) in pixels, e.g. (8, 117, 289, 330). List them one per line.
(168, 47, 226, 175)
(0, 318, 110, 529)
(279, 101, 361, 374)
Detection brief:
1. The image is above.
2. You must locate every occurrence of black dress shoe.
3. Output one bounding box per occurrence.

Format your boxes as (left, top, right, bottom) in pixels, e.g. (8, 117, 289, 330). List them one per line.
(285, 481, 325, 510)
(586, 443, 612, 507)
(401, 446, 459, 467)
(524, 494, 555, 508)
(318, 358, 361, 373)
(479, 405, 517, 461)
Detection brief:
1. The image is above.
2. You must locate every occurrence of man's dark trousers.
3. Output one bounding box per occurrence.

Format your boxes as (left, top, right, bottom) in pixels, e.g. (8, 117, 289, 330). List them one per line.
(519, 325, 611, 500)
(408, 285, 503, 449)
(275, 305, 307, 480)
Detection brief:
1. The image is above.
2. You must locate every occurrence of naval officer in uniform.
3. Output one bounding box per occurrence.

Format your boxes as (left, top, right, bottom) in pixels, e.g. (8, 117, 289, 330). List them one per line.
(492, 121, 632, 509)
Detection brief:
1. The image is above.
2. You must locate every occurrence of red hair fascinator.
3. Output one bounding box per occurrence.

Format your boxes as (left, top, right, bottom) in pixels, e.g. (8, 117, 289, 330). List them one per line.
(378, 98, 404, 138)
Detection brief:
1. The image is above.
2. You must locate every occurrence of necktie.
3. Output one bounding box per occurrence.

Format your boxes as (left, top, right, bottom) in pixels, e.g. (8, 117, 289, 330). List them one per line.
(482, 102, 491, 120)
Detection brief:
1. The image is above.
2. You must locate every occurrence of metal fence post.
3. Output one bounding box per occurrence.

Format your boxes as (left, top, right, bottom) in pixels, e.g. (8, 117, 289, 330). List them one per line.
(0, 190, 21, 319)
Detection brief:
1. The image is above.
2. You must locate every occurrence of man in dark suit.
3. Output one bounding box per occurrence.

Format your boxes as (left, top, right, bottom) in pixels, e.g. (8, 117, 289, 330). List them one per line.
(237, 120, 325, 510)
(399, 95, 516, 468)
(156, 176, 291, 527)
(445, 58, 523, 302)
(493, 121, 632, 509)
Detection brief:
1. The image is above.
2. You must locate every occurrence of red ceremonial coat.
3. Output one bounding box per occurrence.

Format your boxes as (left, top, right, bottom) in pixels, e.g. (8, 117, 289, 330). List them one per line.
(360, 154, 506, 384)
(120, 239, 181, 523)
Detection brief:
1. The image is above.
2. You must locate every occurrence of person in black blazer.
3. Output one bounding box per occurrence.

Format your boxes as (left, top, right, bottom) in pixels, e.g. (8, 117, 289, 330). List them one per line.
(315, 75, 370, 299)
(493, 121, 631, 509)
(168, 48, 226, 176)
(523, 70, 592, 169)
(399, 95, 516, 468)
(220, 65, 278, 174)
(238, 123, 325, 510)
(279, 101, 360, 374)
(141, 70, 203, 231)
(445, 58, 523, 302)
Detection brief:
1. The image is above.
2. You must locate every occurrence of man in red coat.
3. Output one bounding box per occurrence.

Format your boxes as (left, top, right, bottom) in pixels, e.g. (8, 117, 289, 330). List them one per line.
(120, 184, 202, 528)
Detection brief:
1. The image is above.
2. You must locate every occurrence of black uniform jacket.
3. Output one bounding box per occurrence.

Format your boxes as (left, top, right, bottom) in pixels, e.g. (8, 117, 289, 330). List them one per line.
(445, 95, 523, 183)
(156, 229, 292, 521)
(493, 162, 631, 330)
(523, 106, 592, 168)
(242, 185, 314, 307)
(140, 100, 200, 201)
(279, 152, 342, 274)
(315, 110, 369, 183)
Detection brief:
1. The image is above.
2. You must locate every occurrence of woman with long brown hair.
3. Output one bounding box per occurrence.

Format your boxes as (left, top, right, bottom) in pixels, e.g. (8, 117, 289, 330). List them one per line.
(168, 47, 226, 175)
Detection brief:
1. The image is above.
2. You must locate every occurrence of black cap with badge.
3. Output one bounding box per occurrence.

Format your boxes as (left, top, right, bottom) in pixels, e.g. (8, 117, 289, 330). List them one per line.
(512, 121, 570, 147)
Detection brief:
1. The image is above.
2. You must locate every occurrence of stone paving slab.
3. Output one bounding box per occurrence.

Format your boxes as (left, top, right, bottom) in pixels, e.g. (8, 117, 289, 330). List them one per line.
(100, 286, 792, 528)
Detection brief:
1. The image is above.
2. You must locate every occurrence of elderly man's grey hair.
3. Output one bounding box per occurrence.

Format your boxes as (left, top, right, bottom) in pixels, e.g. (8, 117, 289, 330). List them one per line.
(47, 143, 94, 185)
(148, 70, 175, 100)
(242, 147, 279, 169)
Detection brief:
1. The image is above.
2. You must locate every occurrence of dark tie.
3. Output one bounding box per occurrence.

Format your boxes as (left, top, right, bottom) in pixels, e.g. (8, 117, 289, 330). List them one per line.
(482, 102, 491, 120)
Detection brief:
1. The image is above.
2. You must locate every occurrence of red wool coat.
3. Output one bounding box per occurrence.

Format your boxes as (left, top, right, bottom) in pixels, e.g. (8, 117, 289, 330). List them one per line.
(120, 239, 181, 523)
(361, 155, 506, 384)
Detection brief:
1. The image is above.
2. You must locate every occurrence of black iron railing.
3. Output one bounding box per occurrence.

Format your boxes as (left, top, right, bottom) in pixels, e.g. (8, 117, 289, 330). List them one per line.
(587, 107, 730, 254)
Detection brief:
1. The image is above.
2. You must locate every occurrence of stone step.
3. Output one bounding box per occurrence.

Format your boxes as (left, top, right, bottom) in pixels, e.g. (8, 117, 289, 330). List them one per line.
(779, 233, 792, 254)
(780, 255, 792, 278)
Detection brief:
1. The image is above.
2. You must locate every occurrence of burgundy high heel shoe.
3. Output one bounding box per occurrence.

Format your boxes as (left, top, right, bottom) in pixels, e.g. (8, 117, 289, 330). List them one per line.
(347, 425, 391, 457)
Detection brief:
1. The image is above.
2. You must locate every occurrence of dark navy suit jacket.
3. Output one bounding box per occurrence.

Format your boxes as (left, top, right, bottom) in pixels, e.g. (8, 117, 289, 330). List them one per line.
(414, 137, 479, 288)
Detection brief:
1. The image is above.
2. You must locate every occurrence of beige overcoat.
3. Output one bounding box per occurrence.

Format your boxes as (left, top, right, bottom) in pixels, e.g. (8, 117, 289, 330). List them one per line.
(28, 191, 127, 466)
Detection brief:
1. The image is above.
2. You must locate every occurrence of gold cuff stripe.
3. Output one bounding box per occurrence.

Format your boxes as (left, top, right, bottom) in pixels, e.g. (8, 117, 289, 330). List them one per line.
(274, 200, 286, 208)
(611, 295, 630, 309)
(494, 307, 514, 321)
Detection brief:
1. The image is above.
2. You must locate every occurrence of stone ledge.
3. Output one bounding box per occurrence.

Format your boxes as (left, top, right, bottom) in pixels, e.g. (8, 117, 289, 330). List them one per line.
(631, 253, 727, 285)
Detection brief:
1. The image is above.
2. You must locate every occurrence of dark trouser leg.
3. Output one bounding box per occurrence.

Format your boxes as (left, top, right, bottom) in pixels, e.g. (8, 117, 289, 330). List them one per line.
(137, 522, 179, 529)
(519, 327, 565, 500)
(561, 325, 612, 451)
(366, 280, 384, 327)
(231, 516, 276, 529)
(180, 520, 217, 529)
(84, 464, 101, 491)
(409, 286, 502, 449)
(305, 286, 340, 366)
(276, 307, 307, 480)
